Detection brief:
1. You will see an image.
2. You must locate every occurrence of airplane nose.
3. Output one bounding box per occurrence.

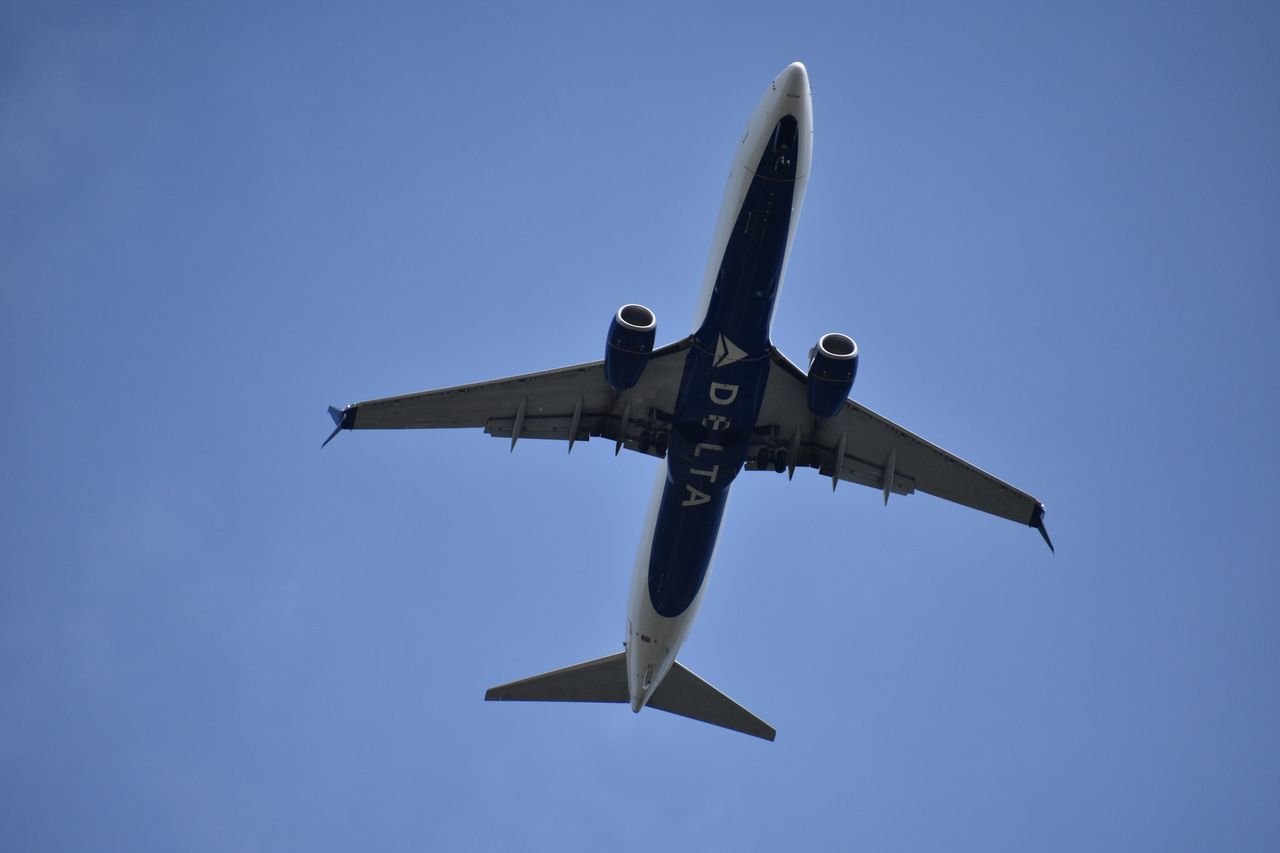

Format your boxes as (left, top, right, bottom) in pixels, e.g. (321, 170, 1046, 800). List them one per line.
(776, 61, 809, 98)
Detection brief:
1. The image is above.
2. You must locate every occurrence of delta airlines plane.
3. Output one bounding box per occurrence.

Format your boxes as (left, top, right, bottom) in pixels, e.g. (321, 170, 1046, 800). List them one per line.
(323, 63, 1051, 741)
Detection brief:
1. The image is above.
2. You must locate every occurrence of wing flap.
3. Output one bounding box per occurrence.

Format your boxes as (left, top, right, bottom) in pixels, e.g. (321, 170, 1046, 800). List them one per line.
(484, 413, 609, 443)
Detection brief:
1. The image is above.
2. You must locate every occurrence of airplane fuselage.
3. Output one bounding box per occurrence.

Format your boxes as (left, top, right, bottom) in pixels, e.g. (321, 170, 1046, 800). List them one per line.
(625, 63, 813, 711)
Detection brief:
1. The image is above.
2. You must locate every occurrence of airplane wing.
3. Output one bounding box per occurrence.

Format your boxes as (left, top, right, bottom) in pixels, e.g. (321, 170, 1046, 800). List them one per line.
(323, 338, 693, 458)
(753, 350, 1053, 549)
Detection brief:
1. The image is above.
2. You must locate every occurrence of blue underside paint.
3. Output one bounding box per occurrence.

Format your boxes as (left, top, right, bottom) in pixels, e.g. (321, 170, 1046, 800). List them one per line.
(647, 115, 800, 618)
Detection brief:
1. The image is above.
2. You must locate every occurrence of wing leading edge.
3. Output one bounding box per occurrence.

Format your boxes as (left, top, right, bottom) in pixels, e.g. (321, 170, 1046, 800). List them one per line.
(754, 350, 1053, 550)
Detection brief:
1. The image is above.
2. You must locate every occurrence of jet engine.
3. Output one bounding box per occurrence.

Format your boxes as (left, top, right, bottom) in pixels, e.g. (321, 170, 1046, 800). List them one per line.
(604, 304, 657, 390)
(806, 332, 858, 418)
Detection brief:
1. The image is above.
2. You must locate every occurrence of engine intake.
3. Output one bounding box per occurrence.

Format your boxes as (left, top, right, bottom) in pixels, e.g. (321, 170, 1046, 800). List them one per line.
(806, 332, 858, 418)
(605, 304, 657, 390)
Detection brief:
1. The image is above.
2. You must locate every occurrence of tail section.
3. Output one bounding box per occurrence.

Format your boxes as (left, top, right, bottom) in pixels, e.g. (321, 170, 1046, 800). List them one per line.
(484, 653, 775, 741)
(648, 661, 775, 741)
(485, 653, 629, 704)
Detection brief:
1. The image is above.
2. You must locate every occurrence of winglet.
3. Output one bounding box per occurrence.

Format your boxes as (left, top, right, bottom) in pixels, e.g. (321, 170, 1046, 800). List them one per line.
(1030, 502, 1054, 553)
(322, 405, 357, 448)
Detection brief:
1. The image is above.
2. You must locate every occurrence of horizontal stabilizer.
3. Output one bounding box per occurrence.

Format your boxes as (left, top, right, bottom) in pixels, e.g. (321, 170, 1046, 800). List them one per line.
(485, 653, 628, 704)
(648, 661, 775, 741)
(485, 653, 774, 741)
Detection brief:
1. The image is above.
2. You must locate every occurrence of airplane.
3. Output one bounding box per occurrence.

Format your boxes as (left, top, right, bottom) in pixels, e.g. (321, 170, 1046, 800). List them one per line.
(322, 62, 1051, 742)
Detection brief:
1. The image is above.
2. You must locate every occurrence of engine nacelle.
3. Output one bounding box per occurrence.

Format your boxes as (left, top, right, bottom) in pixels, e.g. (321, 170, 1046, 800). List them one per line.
(604, 304, 657, 390)
(806, 332, 858, 418)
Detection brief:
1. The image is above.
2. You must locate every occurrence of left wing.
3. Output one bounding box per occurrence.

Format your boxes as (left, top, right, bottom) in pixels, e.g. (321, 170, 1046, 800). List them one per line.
(753, 350, 1053, 550)
(324, 338, 692, 458)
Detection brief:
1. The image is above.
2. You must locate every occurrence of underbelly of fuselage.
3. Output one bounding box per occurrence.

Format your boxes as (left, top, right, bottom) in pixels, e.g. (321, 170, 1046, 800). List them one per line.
(645, 114, 801, 619)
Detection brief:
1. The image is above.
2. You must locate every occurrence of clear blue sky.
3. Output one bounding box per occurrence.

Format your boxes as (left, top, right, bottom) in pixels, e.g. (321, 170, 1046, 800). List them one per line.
(3, 2, 1278, 850)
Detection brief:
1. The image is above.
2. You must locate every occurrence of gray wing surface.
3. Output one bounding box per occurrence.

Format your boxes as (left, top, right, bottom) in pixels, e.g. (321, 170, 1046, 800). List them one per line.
(325, 338, 692, 458)
(647, 661, 776, 741)
(485, 653, 630, 704)
(755, 350, 1051, 544)
(484, 653, 775, 741)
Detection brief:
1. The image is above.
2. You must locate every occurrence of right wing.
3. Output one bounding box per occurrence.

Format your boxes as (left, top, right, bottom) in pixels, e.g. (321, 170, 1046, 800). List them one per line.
(324, 338, 692, 458)
(753, 350, 1053, 550)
